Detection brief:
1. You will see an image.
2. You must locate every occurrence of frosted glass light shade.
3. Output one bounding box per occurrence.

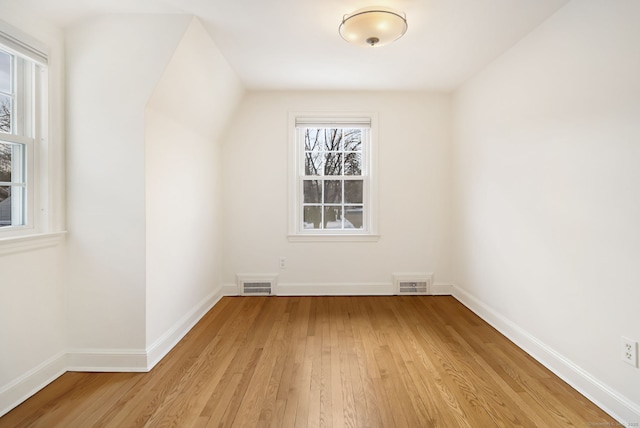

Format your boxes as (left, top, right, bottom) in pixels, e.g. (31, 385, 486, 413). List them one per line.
(339, 7, 408, 47)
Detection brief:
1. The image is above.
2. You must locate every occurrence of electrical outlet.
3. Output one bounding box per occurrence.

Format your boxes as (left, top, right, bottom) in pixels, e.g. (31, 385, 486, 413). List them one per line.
(279, 257, 286, 269)
(621, 337, 638, 367)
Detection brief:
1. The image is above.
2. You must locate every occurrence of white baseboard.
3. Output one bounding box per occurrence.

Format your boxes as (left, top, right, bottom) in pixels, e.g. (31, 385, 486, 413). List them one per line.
(222, 282, 454, 296)
(277, 282, 392, 296)
(221, 284, 239, 296)
(0, 351, 67, 418)
(223, 282, 393, 296)
(451, 284, 640, 425)
(431, 282, 453, 295)
(145, 287, 224, 370)
(66, 349, 148, 372)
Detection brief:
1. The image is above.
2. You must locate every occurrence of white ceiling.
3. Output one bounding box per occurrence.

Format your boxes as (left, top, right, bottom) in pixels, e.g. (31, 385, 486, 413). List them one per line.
(18, 0, 570, 91)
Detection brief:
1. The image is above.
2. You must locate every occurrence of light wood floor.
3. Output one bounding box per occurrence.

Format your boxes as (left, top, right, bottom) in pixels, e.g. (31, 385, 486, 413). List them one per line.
(1, 296, 616, 427)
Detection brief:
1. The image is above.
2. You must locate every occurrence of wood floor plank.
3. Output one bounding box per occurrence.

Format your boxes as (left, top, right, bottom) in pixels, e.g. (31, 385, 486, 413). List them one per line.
(346, 298, 380, 428)
(0, 296, 618, 428)
(318, 297, 334, 428)
(352, 298, 396, 428)
(328, 298, 347, 428)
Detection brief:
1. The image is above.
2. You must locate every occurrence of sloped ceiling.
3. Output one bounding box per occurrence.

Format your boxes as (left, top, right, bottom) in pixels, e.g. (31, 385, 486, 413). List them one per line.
(16, 0, 570, 90)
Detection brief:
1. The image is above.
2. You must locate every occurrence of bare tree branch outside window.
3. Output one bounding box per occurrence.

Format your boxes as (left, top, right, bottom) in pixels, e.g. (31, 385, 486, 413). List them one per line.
(0, 141, 11, 226)
(0, 96, 10, 134)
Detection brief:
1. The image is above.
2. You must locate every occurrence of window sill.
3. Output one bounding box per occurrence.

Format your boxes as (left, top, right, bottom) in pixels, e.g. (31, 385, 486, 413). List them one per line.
(288, 234, 380, 243)
(0, 231, 67, 256)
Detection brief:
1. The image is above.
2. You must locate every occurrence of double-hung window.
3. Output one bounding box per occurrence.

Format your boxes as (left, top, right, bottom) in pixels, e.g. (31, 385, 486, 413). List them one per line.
(289, 114, 378, 241)
(0, 27, 47, 235)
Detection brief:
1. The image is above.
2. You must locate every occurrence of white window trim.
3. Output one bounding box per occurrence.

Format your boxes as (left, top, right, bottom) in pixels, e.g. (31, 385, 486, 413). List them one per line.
(0, 231, 66, 256)
(0, 48, 42, 238)
(0, 19, 65, 254)
(0, 21, 48, 66)
(287, 112, 379, 242)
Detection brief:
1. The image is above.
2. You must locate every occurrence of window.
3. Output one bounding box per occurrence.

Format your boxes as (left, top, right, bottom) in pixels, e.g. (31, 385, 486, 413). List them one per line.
(0, 24, 48, 237)
(0, 29, 45, 236)
(289, 114, 378, 241)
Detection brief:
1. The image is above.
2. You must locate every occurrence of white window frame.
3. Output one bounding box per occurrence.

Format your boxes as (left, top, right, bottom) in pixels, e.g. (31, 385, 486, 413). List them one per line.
(1, 50, 38, 233)
(0, 20, 64, 251)
(288, 112, 379, 242)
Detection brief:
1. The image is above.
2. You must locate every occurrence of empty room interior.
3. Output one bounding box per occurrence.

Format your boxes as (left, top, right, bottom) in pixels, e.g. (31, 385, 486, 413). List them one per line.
(0, 0, 639, 426)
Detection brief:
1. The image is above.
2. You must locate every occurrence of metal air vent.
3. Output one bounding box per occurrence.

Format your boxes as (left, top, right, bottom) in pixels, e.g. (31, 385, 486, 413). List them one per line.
(393, 273, 433, 295)
(237, 274, 278, 296)
(242, 282, 272, 295)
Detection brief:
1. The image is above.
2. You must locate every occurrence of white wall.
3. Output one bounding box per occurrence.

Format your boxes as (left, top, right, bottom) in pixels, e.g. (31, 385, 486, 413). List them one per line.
(0, 246, 66, 415)
(452, 0, 640, 422)
(145, 18, 244, 354)
(65, 15, 190, 354)
(0, 3, 67, 416)
(222, 91, 451, 292)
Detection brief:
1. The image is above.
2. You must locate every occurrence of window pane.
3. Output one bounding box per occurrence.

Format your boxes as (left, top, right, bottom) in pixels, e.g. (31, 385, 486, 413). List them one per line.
(324, 152, 342, 175)
(344, 180, 363, 204)
(343, 129, 362, 151)
(0, 186, 11, 227)
(304, 129, 321, 152)
(0, 94, 11, 134)
(0, 142, 11, 181)
(323, 180, 341, 204)
(303, 180, 321, 203)
(345, 206, 363, 229)
(344, 152, 362, 175)
(0, 50, 11, 94)
(323, 129, 342, 151)
(303, 206, 322, 229)
(304, 151, 323, 176)
(324, 206, 342, 229)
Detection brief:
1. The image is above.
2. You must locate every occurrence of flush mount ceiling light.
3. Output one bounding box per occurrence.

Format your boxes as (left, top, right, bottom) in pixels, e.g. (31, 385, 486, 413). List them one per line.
(339, 6, 408, 47)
